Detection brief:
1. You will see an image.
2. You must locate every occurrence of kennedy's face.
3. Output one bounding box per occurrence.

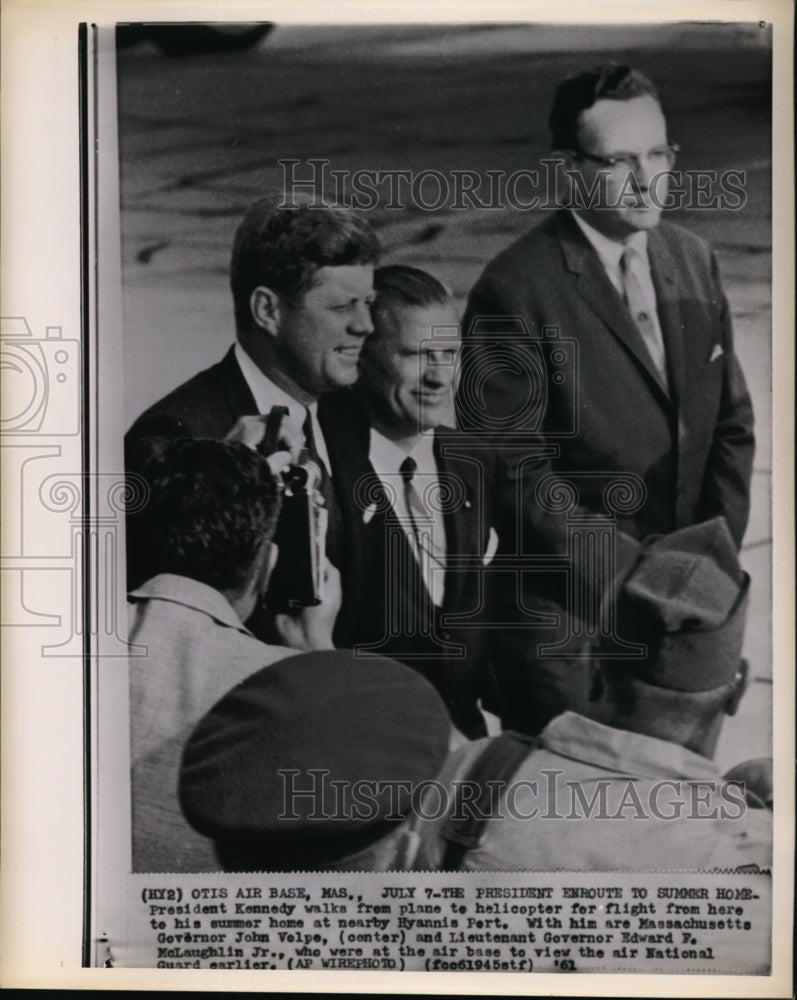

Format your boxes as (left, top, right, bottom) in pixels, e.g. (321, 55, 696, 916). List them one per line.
(570, 94, 671, 240)
(360, 302, 460, 436)
(275, 264, 375, 395)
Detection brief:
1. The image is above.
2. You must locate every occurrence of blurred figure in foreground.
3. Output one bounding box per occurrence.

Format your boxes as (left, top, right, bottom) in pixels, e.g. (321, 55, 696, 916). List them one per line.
(129, 438, 338, 872)
(400, 518, 772, 871)
(180, 650, 452, 871)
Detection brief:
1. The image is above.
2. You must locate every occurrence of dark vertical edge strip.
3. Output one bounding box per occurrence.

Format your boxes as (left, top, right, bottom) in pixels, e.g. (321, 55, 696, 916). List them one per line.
(78, 20, 92, 969)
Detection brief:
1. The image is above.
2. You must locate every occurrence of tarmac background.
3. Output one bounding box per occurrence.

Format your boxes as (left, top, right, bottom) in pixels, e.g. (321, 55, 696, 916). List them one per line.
(116, 21, 773, 772)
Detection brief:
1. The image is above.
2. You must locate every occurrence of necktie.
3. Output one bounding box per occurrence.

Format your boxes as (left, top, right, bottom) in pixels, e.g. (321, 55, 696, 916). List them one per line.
(400, 455, 423, 541)
(302, 406, 339, 565)
(302, 407, 331, 500)
(400, 456, 445, 606)
(620, 246, 669, 392)
(301, 407, 320, 466)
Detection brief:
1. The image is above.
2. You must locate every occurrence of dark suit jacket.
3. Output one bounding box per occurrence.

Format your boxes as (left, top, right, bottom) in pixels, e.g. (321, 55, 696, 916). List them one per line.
(125, 347, 262, 589)
(126, 355, 507, 736)
(126, 346, 257, 452)
(459, 209, 754, 548)
(321, 387, 507, 737)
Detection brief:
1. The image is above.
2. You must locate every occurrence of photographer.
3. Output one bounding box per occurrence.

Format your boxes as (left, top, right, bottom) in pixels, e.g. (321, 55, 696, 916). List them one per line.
(128, 437, 339, 873)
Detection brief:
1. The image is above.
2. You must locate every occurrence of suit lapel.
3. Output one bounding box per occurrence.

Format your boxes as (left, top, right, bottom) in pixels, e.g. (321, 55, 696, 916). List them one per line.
(318, 389, 373, 580)
(434, 432, 482, 613)
(647, 228, 685, 408)
(319, 391, 432, 625)
(556, 212, 673, 412)
(319, 389, 371, 490)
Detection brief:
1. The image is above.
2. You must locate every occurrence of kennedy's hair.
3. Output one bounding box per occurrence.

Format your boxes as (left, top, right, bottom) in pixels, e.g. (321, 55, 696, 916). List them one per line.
(135, 438, 281, 593)
(549, 63, 661, 151)
(230, 199, 381, 330)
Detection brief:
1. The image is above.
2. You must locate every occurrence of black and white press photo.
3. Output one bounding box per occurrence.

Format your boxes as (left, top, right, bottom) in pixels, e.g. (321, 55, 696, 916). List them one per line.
(1, 3, 792, 993)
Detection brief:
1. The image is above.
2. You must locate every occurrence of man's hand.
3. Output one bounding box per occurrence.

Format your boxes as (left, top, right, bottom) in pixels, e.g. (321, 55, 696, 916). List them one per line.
(724, 758, 773, 810)
(274, 559, 342, 651)
(224, 413, 304, 475)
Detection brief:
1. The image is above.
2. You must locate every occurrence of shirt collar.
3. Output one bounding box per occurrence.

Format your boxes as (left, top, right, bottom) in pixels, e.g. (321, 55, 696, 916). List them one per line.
(235, 344, 330, 468)
(129, 573, 251, 634)
(570, 211, 649, 270)
(368, 426, 437, 473)
(539, 711, 722, 781)
(234, 342, 307, 420)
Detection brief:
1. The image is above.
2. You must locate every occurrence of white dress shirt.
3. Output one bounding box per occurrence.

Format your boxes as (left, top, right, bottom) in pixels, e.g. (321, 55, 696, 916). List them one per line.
(368, 428, 447, 607)
(234, 342, 331, 472)
(570, 213, 668, 387)
(570, 212, 653, 298)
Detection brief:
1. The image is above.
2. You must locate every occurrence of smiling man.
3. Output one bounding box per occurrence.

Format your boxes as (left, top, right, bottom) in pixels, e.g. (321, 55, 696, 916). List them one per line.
(326, 266, 509, 738)
(458, 64, 755, 735)
(126, 200, 381, 593)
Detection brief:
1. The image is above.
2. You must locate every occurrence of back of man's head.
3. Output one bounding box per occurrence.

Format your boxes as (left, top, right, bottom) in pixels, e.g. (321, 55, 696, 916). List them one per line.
(596, 662, 746, 757)
(230, 199, 381, 331)
(549, 63, 660, 151)
(180, 649, 452, 871)
(135, 438, 281, 594)
(592, 518, 750, 757)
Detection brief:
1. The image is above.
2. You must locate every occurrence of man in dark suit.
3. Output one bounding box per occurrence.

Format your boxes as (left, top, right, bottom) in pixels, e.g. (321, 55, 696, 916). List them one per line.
(458, 64, 754, 733)
(329, 266, 506, 738)
(126, 199, 381, 595)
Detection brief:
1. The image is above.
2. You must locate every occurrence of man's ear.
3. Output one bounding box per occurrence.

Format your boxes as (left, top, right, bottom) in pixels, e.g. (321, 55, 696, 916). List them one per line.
(250, 285, 281, 335)
(252, 539, 279, 598)
(724, 658, 749, 718)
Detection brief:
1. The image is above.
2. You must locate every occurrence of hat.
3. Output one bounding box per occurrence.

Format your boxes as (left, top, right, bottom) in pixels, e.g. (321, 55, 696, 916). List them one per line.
(600, 517, 750, 691)
(179, 649, 451, 869)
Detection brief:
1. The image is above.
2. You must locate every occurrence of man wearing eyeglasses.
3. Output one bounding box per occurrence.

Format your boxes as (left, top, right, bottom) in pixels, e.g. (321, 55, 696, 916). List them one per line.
(458, 64, 754, 735)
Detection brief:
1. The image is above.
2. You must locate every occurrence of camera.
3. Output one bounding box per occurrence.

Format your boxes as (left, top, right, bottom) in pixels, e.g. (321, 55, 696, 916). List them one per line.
(452, 319, 578, 438)
(260, 406, 328, 611)
(0, 319, 80, 436)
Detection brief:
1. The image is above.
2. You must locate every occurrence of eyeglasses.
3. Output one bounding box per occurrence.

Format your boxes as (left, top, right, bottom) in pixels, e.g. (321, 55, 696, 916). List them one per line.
(568, 143, 680, 172)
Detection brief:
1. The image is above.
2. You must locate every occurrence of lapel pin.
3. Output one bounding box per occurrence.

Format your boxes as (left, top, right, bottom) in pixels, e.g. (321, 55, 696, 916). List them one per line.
(363, 502, 377, 524)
